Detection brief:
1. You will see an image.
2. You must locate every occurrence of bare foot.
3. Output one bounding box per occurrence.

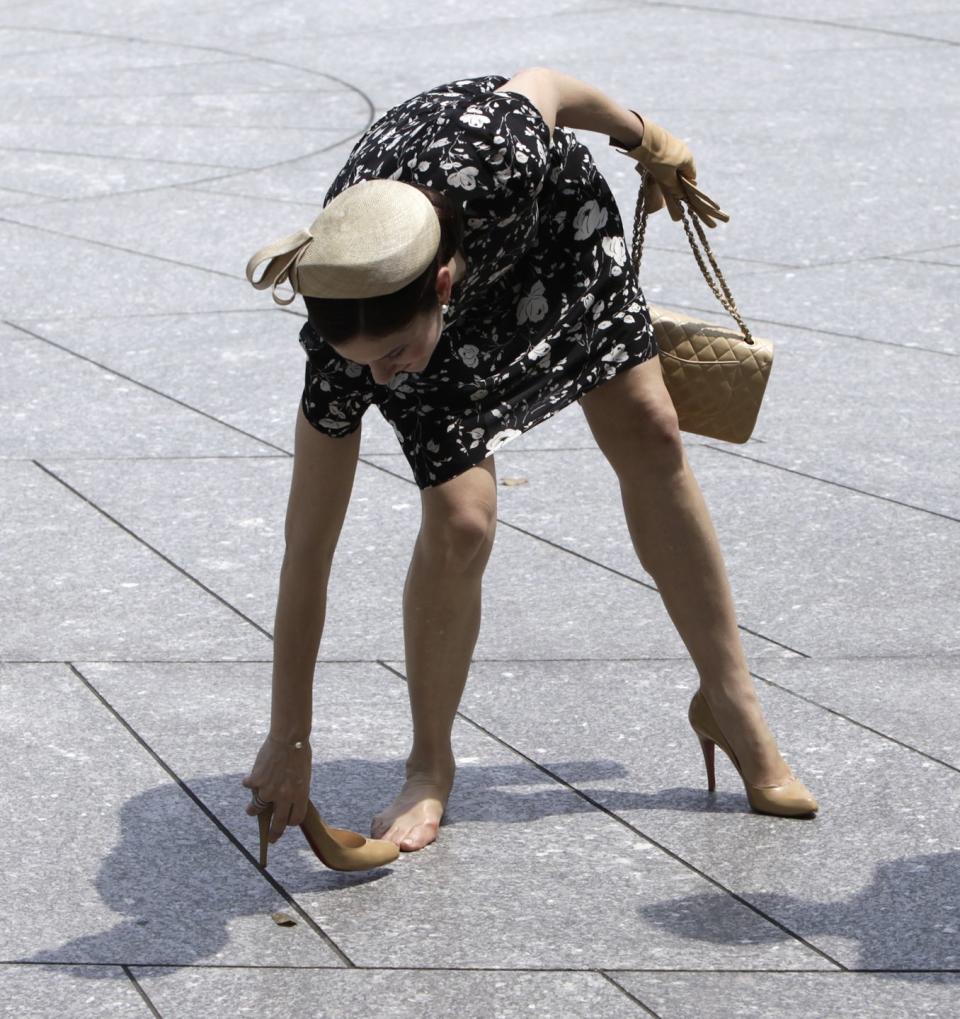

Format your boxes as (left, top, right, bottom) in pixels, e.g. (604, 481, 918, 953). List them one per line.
(700, 683, 796, 787)
(370, 764, 455, 851)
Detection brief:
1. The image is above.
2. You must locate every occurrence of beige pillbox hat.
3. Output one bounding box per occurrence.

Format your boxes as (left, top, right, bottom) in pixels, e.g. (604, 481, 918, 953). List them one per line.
(245, 178, 442, 306)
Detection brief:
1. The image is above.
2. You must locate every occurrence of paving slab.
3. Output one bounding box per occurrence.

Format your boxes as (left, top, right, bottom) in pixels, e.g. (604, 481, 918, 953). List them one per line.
(652, 0, 951, 16)
(659, 256, 958, 356)
(752, 656, 960, 771)
(837, 12, 960, 43)
(0, 461, 270, 660)
(6, 310, 402, 454)
(368, 443, 960, 658)
(46, 456, 794, 663)
(84, 660, 832, 971)
(0, 121, 345, 172)
(1, 53, 344, 101)
(0, 964, 150, 1019)
(895, 244, 960, 268)
(0, 219, 261, 318)
(4, 188, 328, 281)
(0, 89, 359, 132)
(441, 657, 960, 970)
(131, 966, 647, 1018)
(0, 663, 342, 967)
(0, 151, 233, 201)
(610, 971, 960, 1019)
(0, 323, 274, 458)
(688, 323, 960, 520)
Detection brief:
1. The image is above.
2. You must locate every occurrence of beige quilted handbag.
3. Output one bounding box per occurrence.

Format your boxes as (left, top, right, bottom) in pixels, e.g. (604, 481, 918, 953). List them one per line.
(627, 172, 774, 444)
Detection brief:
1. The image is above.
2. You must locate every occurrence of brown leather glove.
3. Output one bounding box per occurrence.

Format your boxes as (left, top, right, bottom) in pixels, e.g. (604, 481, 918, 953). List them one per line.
(609, 111, 729, 227)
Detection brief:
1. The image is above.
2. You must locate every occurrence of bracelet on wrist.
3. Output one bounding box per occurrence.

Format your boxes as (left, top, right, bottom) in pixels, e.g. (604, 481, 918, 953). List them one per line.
(267, 733, 308, 750)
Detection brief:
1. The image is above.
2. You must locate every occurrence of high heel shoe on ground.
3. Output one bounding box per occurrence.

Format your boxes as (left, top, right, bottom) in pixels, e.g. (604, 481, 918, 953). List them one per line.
(688, 689, 819, 817)
(257, 798, 401, 871)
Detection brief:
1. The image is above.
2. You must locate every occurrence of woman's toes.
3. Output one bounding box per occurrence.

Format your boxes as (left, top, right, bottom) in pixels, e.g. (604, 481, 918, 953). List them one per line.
(400, 822, 438, 850)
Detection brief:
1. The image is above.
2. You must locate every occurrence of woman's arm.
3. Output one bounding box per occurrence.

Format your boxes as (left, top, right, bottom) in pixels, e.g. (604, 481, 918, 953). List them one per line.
(268, 405, 362, 742)
(242, 406, 360, 840)
(495, 67, 644, 148)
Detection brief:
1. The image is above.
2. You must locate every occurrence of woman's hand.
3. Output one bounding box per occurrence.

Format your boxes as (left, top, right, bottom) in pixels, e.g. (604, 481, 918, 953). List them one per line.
(241, 735, 312, 844)
(610, 113, 729, 227)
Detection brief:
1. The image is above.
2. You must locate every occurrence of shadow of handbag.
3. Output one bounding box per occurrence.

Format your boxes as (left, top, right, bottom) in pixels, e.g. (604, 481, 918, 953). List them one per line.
(627, 170, 774, 444)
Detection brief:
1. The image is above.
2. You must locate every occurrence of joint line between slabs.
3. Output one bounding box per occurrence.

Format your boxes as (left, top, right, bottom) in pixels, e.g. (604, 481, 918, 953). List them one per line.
(698, 443, 960, 524)
(33, 461, 275, 641)
(3, 319, 290, 455)
(0, 214, 247, 277)
(359, 458, 805, 657)
(598, 971, 662, 1016)
(750, 667, 960, 775)
(0, 25, 377, 192)
(374, 661, 843, 969)
(121, 964, 161, 1018)
(65, 661, 355, 965)
(642, 1, 959, 48)
(5, 959, 958, 973)
(0, 143, 244, 171)
(658, 300, 956, 358)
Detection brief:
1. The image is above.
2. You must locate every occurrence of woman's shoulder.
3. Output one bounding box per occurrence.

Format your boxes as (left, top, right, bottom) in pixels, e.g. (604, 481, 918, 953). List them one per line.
(323, 75, 516, 203)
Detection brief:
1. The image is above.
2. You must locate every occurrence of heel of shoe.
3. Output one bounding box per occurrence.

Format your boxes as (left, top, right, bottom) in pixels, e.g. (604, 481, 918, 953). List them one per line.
(257, 806, 273, 869)
(300, 799, 400, 871)
(696, 732, 717, 792)
(687, 688, 819, 818)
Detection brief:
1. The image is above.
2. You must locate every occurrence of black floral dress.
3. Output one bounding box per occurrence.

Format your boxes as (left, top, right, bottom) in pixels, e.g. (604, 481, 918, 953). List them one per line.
(298, 72, 658, 488)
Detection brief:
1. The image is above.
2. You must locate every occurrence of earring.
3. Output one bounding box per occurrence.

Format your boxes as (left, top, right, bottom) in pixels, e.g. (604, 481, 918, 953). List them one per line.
(441, 304, 449, 314)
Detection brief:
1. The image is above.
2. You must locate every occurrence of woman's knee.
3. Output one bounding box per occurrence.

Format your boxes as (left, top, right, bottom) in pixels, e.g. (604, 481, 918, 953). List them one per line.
(418, 459, 498, 571)
(418, 507, 496, 571)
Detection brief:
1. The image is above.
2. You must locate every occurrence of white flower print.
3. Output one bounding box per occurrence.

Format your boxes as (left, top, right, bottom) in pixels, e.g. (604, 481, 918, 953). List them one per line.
(573, 199, 608, 240)
(527, 339, 551, 361)
(517, 279, 548, 324)
(486, 428, 522, 453)
(458, 344, 480, 368)
(601, 235, 627, 266)
(460, 108, 491, 128)
(602, 343, 629, 364)
(446, 165, 480, 190)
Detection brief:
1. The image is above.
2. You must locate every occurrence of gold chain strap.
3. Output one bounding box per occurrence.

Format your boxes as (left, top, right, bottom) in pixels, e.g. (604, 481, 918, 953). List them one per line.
(628, 171, 754, 345)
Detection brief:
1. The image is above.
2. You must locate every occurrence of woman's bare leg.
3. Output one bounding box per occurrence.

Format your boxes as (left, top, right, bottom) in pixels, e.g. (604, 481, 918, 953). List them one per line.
(579, 355, 795, 787)
(371, 457, 498, 850)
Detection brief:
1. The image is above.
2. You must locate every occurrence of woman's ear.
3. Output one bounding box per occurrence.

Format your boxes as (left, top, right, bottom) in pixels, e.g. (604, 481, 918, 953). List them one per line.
(436, 263, 453, 304)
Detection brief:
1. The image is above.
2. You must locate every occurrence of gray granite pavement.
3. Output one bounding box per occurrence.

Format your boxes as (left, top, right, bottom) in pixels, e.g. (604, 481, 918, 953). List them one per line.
(1, 2, 958, 1016)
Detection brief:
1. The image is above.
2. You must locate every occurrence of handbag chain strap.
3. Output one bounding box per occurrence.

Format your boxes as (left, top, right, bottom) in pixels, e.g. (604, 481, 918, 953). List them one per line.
(629, 171, 755, 345)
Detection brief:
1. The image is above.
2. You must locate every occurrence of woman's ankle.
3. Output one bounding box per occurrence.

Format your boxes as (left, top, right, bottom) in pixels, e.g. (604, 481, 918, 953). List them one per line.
(405, 747, 456, 778)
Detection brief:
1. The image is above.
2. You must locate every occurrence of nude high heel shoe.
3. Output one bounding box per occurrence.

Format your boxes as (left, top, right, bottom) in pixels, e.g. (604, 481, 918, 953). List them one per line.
(688, 689, 819, 817)
(257, 799, 401, 871)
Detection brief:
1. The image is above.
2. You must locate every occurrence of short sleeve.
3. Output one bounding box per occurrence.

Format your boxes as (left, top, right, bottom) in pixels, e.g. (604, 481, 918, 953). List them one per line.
(408, 88, 553, 268)
(441, 89, 551, 203)
(297, 321, 377, 437)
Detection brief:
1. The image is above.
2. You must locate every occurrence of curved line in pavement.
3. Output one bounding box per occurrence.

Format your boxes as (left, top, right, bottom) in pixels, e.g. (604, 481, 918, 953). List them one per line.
(0, 23, 377, 197)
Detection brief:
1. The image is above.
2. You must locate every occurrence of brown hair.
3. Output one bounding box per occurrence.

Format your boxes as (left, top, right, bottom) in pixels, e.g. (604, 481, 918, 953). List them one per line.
(302, 183, 465, 346)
